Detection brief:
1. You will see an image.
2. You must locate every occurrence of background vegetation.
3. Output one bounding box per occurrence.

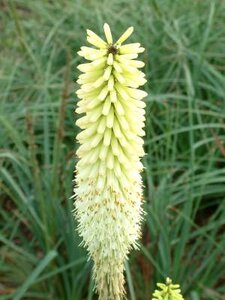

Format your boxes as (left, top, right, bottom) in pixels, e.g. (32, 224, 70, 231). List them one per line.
(1, 0, 225, 299)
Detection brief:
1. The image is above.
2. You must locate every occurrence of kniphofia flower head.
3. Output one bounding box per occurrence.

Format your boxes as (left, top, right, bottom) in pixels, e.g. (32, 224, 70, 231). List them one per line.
(74, 23, 147, 299)
(152, 277, 185, 300)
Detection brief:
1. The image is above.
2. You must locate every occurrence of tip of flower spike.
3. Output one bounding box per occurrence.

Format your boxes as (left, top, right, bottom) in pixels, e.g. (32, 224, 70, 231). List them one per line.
(116, 26, 134, 45)
(166, 277, 172, 285)
(103, 23, 113, 44)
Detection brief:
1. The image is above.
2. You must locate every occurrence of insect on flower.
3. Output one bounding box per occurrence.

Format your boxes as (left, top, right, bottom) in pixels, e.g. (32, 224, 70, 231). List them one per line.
(74, 23, 147, 300)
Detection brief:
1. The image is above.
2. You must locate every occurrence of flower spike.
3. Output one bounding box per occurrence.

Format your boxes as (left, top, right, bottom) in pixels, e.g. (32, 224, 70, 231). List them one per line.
(152, 277, 185, 300)
(74, 23, 147, 300)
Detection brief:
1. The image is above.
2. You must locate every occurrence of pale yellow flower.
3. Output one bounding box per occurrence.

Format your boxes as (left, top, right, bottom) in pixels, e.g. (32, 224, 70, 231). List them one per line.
(152, 277, 185, 300)
(74, 23, 147, 300)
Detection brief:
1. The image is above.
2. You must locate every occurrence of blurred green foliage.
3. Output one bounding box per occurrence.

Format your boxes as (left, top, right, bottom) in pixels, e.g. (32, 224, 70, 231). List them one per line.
(0, 0, 225, 299)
